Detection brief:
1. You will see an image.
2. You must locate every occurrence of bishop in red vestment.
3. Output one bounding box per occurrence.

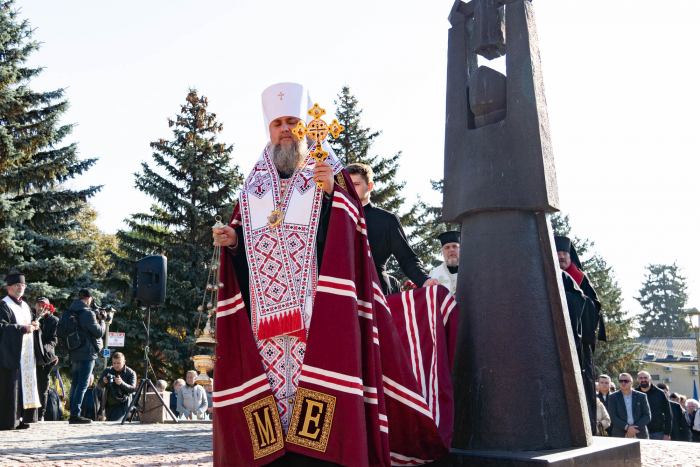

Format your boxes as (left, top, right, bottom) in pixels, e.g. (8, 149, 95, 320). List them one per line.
(211, 83, 458, 466)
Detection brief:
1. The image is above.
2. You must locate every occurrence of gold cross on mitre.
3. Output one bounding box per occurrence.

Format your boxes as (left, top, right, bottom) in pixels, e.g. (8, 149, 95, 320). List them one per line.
(292, 103, 344, 189)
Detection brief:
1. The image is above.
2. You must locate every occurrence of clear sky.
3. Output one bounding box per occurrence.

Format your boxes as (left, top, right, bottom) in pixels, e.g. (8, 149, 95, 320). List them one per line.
(15, 0, 700, 317)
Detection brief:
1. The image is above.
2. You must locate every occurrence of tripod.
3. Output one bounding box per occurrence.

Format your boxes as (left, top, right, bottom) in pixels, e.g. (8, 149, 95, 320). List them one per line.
(121, 306, 178, 424)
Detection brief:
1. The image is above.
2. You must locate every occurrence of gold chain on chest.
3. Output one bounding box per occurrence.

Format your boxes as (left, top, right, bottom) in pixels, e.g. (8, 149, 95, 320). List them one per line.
(267, 178, 292, 231)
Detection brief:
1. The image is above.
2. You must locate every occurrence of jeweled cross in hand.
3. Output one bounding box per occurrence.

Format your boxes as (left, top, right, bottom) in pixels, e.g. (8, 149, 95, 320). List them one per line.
(291, 103, 344, 190)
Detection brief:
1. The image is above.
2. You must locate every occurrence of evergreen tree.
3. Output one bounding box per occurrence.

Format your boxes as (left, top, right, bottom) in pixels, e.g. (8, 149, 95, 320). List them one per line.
(0, 0, 101, 307)
(551, 213, 592, 260)
(330, 85, 442, 283)
(328, 85, 407, 216)
(636, 263, 691, 338)
(586, 254, 640, 376)
(551, 213, 639, 378)
(110, 90, 242, 381)
(406, 179, 451, 273)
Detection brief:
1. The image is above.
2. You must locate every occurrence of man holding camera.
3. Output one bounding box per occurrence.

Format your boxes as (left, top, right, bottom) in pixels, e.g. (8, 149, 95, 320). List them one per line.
(96, 352, 136, 421)
(67, 288, 106, 425)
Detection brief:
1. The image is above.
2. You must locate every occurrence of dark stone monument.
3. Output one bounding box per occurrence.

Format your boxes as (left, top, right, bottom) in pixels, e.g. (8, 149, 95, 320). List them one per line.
(437, 1, 641, 465)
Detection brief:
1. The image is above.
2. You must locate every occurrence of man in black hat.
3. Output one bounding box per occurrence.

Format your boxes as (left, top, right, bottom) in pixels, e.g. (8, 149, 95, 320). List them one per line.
(66, 288, 106, 424)
(346, 163, 436, 295)
(0, 273, 43, 430)
(554, 236, 606, 435)
(428, 231, 460, 296)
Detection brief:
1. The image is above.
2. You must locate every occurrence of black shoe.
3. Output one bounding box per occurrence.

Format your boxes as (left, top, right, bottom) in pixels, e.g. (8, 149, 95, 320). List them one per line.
(15, 423, 30, 429)
(68, 416, 92, 424)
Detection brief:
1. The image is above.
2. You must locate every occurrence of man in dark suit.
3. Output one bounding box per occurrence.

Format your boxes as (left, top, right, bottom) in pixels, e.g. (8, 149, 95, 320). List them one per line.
(608, 372, 651, 439)
(346, 164, 437, 295)
(597, 374, 614, 436)
(660, 387, 690, 441)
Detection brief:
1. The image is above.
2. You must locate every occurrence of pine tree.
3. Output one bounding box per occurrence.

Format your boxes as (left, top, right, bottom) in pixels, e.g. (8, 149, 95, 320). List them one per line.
(405, 179, 451, 273)
(586, 254, 640, 376)
(550, 213, 592, 260)
(636, 263, 691, 338)
(551, 213, 639, 378)
(328, 85, 407, 216)
(330, 85, 443, 284)
(0, 0, 101, 307)
(109, 90, 242, 381)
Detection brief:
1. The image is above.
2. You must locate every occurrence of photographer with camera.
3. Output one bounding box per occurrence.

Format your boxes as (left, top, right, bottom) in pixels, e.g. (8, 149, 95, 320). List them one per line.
(96, 352, 136, 421)
(64, 288, 105, 425)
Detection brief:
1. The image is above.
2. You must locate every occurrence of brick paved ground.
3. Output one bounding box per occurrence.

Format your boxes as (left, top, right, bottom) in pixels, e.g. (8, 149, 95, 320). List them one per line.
(0, 421, 213, 466)
(1, 421, 698, 466)
(639, 439, 700, 467)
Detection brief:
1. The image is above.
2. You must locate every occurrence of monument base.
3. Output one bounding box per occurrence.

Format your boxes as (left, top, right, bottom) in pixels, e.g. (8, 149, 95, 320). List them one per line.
(433, 437, 641, 467)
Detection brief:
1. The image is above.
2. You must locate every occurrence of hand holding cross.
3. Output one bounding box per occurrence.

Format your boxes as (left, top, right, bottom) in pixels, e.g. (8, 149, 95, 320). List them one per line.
(291, 103, 344, 191)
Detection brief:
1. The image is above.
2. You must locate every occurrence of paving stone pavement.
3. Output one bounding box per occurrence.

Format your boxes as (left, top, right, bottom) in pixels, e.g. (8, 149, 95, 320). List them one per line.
(0, 421, 213, 466)
(1, 422, 699, 466)
(639, 439, 700, 467)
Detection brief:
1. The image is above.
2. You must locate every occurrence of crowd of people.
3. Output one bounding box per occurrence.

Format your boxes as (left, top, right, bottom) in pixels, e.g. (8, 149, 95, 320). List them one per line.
(0, 274, 215, 429)
(595, 372, 700, 440)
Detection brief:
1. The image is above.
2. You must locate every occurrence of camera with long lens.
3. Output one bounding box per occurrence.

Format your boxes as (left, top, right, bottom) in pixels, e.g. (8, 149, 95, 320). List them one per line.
(94, 305, 116, 323)
(106, 374, 115, 385)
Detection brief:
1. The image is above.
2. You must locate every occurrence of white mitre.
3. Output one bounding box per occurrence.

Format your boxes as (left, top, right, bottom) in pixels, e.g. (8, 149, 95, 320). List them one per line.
(261, 82, 313, 140)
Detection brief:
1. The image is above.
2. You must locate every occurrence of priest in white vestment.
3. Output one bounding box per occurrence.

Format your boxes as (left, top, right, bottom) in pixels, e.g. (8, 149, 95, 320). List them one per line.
(0, 273, 42, 430)
(428, 231, 460, 296)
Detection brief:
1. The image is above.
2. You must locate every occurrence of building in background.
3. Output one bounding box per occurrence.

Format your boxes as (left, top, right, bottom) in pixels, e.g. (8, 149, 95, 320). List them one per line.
(636, 336, 698, 396)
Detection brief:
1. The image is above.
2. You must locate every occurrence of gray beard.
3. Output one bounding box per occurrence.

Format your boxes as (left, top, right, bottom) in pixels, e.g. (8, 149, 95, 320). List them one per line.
(271, 138, 308, 176)
(446, 257, 459, 268)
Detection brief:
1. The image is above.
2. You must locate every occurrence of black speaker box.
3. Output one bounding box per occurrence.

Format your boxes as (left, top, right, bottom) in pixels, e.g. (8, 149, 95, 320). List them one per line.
(133, 255, 167, 307)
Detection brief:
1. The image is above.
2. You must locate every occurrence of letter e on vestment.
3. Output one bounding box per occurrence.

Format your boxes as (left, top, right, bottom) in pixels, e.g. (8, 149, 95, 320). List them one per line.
(286, 388, 336, 452)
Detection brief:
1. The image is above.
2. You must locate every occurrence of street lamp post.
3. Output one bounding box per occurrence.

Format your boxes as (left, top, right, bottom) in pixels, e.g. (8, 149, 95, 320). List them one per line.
(687, 307, 700, 395)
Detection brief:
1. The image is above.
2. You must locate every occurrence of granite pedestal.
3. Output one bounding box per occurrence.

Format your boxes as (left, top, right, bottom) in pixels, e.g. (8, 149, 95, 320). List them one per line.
(433, 437, 641, 467)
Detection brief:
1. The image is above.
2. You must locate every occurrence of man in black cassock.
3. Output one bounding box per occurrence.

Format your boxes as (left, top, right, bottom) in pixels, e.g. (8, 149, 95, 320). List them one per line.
(555, 236, 606, 436)
(346, 163, 436, 295)
(0, 273, 44, 430)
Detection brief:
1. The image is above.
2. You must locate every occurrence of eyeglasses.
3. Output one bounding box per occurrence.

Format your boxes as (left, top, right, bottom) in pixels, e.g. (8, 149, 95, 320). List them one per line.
(619, 379, 632, 383)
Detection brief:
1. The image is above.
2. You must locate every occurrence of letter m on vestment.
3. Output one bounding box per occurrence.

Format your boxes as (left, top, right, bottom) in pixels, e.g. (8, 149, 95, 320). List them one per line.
(243, 395, 284, 459)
